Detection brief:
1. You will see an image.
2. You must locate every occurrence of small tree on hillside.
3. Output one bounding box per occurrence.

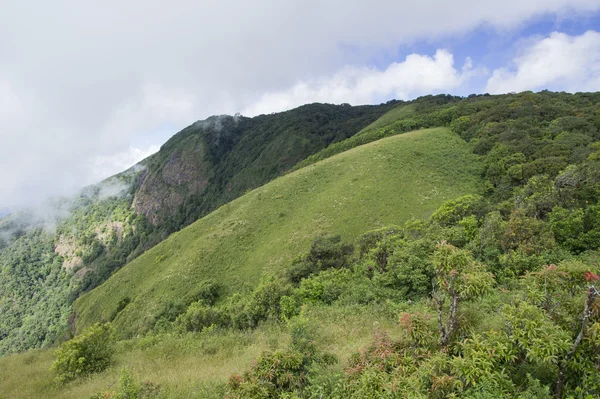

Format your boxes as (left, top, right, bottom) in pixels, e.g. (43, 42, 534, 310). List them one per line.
(51, 322, 115, 383)
(432, 241, 494, 347)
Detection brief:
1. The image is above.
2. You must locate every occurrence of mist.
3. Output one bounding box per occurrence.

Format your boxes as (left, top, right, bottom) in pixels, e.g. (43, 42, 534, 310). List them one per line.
(0, 165, 146, 247)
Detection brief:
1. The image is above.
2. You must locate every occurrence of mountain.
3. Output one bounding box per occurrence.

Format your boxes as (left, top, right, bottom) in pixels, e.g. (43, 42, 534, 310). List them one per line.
(2, 91, 600, 399)
(75, 127, 481, 337)
(0, 102, 400, 355)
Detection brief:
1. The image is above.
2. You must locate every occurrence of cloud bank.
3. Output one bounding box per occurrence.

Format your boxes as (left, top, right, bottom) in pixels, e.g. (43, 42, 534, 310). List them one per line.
(244, 51, 476, 116)
(487, 30, 600, 93)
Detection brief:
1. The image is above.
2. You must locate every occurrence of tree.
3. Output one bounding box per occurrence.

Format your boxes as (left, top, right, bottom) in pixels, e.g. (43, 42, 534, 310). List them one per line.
(432, 242, 494, 347)
(51, 322, 115, 383)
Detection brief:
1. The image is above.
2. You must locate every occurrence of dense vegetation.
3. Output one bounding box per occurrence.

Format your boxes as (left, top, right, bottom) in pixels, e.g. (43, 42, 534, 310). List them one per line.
(0, 102, 397, 355)
(1, 91, 600, 398)
(0, 175, 144, 355)
(75, 127, 479, 337)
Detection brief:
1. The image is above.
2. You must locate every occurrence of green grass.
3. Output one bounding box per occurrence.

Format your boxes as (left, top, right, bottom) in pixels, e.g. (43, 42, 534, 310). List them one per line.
(75, 127, 481, 338)
(1, 127, 481, 399)
(355, 103, 416, 134)
(290, 104, 418, 171)
(0, 304, 405, 399)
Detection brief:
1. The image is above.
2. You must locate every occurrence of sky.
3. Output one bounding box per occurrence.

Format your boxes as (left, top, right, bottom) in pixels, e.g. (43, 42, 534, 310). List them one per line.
(1, 0, 600, 211)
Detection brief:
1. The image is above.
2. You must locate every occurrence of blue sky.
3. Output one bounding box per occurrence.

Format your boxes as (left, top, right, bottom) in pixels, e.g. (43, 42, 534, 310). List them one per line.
(138, 10, 600, 149)
(2, 1, 600, 210)
(364, 11, 600, 100)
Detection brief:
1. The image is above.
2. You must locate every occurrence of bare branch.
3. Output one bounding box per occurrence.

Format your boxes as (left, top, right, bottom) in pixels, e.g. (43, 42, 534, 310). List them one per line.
(555, 285, 598, 398)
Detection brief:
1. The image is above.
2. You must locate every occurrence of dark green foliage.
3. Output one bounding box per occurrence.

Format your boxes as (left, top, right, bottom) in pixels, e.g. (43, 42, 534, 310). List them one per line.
(227, 278, 293, 330)
(287, 235, 354, 283)
(184, 279, 220, 306)
(0, 229, 73, 354)
(550, 204, 600, 253)
(51, 323, 115, 383)
(176, 302, 227, 332)
(5, 90, 600, 362)
(109, 297, 132, 321)
(226, 317, 336, 399)
(155, 301, 187, 324)
(431, 195, 485, 226)
(356, 226, 402, 259)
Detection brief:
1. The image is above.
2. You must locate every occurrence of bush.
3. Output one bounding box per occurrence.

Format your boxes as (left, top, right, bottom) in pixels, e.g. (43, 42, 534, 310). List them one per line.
(184, 279, 220, 306)
(431, 195, 484, 226)
(116, 367, 140, 399)
(88, 368, 162, 399)
(176, 302, 226, 332)
(230, 278, 293, 329)
(109, 296, 131, 321)
(286, 235, 354, 283)
(226, 316, 336, 398)
(51, 322, 115, 383)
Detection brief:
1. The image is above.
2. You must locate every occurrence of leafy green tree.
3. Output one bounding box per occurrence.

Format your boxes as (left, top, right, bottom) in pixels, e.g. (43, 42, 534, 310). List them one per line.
(51, 322, 115, 383)
(431, 195, 483, 226)
(432, 242, 494, 346)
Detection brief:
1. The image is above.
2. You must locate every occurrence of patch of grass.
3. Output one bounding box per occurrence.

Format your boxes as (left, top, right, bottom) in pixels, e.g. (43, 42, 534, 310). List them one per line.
(0, 304, 404, 399)
(74, 128, 481, 339)
(355, 103, 416, 134)
(290, 104, 420, 171)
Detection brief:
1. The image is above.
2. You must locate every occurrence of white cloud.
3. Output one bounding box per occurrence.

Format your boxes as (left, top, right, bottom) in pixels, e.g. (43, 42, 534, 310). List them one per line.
(486, 30, 600, 93)
(0, 80, 24, 122)
(244, 50, 475, 116)
(1, 0, 600, 209)
(89, 145, 160, 184)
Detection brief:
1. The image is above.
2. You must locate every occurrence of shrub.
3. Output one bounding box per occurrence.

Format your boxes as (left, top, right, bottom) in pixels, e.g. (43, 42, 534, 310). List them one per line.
(224, 278, 293, 330)
(88, 368, 162, 399)
(279, 295, 300, 321)
(431, 195, 483, 226)
(297, 268, 352, 304)
(226, 317, 335, 398)
(51, 322, 115, 383)
(176, 302, 226, 332)
(154, 300, 187, 325)
(286, 235, 354, 283)
(109, 297, 131, 321)
(356, 226, 402, 259)
(184, 279, 220, 306)
(116, 367, 140, 399)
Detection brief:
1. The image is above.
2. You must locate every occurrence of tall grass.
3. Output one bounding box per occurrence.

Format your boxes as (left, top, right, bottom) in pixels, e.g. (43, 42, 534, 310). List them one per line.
(0, 304, 404, 399)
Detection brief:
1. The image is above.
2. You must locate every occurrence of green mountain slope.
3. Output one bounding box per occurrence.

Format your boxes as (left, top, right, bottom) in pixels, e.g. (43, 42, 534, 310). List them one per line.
(3, 92, 600, 399)
(75, 127, 481, 337)
(0, 102, 400, 355)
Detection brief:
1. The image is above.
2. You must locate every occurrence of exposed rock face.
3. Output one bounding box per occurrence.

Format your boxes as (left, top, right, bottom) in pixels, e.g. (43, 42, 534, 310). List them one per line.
(54, 235, 83, 270)
(95, 221, 125, 246)
(133, 136, 212, 224)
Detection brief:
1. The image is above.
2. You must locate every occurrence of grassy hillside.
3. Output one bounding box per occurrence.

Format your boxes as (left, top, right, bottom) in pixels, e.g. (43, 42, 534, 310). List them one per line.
(75, 127, 481, 337)
(0, 306, 402, 399)
(0, 102, 400, 355)
(355, 103, 416, 134)
(3, 92, 600, 398)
